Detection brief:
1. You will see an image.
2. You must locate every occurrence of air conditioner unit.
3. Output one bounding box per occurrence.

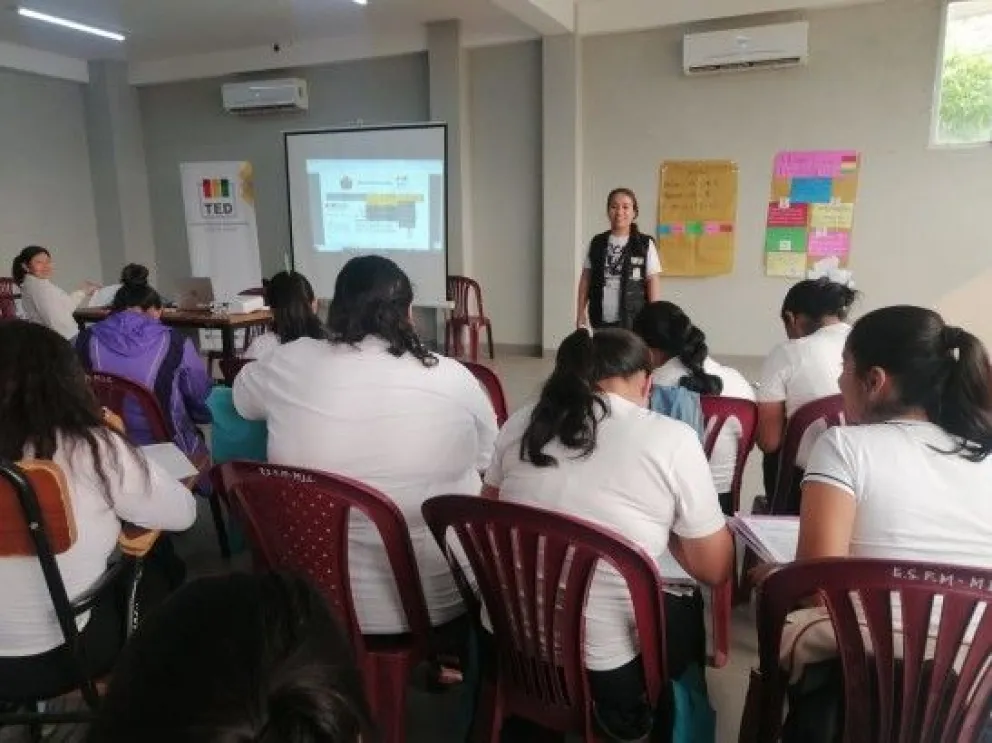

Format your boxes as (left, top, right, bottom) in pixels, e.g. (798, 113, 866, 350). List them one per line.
(221, 78, 309, 114)
(683, 21, 809, 76)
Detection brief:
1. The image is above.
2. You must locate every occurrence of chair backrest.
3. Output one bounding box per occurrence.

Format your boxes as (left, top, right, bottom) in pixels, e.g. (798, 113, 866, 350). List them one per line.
(422, 495, 669, 733)
(217, 461, 433, 656)
(756, 558, 992, 743)
(86, 371, 173, 444)
(460, 360, 508, 426)
(0, 460, 75, 558)
(220, 357, 254, 386)
(0, 277, 18, 319)
(700, 396, 759, 511)
(447, 275, 485, 319)
(772, 394, 845, 513)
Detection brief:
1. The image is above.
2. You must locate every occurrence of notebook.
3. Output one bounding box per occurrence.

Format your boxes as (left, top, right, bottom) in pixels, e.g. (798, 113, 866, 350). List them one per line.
(140, 443, 198, 481)
(729, 515, 800, 563)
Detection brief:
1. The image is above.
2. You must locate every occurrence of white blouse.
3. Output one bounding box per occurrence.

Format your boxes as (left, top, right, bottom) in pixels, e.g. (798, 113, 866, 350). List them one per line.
(20, 274, 87, 340)
(233, 336, 499, 634)
(0, 433, 196, 656)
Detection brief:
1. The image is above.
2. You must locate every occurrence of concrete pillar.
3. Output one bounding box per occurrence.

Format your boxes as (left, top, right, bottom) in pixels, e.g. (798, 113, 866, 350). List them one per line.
(84, 60, 156, 283)
(427, 20, 473, 277)
(542, 34, 583, 353)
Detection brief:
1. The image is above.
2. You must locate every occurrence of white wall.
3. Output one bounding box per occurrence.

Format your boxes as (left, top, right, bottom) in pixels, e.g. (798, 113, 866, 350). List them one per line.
(470, 41, 544, 347)
(582, 0, 992, 355)
(0, 68, 101, 286)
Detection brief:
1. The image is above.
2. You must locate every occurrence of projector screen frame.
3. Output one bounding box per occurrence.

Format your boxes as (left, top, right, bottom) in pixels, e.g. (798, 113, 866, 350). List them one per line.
(283, 122, 450, 302)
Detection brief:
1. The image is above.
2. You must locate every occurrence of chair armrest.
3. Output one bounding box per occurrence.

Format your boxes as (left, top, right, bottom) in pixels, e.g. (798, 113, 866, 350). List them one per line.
(119, 523, 161, 558)
(72, 559, 127, 616)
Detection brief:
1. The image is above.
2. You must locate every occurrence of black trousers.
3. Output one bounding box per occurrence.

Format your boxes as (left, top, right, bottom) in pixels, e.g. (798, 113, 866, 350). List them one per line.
(482, 590, 706, 742)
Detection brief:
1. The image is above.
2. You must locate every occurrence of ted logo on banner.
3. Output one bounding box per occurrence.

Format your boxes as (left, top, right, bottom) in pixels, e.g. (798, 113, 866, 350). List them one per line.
(200, 178, 237, 218)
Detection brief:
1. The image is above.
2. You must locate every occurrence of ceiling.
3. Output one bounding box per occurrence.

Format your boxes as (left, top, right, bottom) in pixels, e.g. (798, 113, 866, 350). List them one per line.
(0, 0, 885, 80)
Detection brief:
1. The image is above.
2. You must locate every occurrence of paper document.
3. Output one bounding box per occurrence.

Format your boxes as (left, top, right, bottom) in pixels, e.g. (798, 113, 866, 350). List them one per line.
(729, 515, 800, 563)
(141, 443, 198, 481)
(88, 284, 121, 308)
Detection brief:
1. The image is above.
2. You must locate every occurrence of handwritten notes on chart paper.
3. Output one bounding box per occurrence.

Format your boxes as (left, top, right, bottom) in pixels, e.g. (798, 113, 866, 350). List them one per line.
(657, 160, 739, 276)
(764, 150, 861, 278)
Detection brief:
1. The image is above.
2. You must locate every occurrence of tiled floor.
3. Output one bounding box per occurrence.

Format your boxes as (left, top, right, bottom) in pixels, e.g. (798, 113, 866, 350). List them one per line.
(1, 351, 766, 743)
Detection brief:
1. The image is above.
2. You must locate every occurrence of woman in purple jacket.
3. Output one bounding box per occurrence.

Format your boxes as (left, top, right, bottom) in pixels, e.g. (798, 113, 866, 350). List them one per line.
(75, 265, 212, 460)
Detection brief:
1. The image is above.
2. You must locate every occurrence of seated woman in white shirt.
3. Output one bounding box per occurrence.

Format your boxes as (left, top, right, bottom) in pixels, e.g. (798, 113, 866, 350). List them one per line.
(785, 306, 992, 742)
(12, 245, 99, 340)
(244, 270, 325, 359)
(633, 301, 755, 514)
(0, 320, 196, 697)
(484, 328, 733, 742)
(233, 255, 498, 639)
(756, 277, 858, 499)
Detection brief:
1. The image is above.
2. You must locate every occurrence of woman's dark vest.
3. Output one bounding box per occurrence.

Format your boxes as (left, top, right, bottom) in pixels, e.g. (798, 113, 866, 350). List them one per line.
(587, 231, 651, 328)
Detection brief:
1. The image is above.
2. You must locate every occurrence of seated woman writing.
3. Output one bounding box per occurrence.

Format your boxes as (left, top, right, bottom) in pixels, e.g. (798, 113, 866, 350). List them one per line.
(483, 328, 733, 742)
(0, 321, 196, 696)
(233, 255, 498, 640)
(75, 265, 213, 461)
(784, 306, 992, 741)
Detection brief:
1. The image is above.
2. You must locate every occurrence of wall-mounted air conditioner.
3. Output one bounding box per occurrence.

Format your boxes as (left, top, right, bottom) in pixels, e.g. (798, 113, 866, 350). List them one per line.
(683, 21, 809, 76)
(221, 78, 309, 114)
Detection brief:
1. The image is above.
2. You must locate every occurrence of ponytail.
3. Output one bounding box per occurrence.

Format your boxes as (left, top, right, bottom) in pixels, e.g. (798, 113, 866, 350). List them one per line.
(112, 264, 162, 312)
(521, 329, 652, 467)
(632, 301, 723, 395)
(938, 325, 992, 460)
(847, 306, 992, 461)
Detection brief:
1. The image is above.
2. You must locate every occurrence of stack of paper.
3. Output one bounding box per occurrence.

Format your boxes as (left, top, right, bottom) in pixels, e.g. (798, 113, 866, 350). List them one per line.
(141, 443, 198, 481)
(729, 515, 800, 563)
(658, 551, 697, 597)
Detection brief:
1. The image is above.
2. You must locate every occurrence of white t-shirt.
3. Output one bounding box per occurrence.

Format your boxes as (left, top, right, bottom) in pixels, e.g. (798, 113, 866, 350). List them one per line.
(757, 322, 850, 468)
(20, 275, 87, 340)
(233, 336, 499, 634)
(484, 393, 725, 671)
(244, 331, 280, 360)
(0, 433, 197, 656)
(652, 357, 755, 494)
(583, 235, 662, 324)
(804, 421, 992, 567)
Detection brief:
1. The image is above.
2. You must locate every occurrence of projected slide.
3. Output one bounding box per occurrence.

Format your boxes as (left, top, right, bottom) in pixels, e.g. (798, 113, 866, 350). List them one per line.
(307, 160, 444, 253)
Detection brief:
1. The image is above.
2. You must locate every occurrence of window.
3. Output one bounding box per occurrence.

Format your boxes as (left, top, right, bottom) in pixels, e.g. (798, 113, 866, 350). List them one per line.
(933, 0, 992, 146)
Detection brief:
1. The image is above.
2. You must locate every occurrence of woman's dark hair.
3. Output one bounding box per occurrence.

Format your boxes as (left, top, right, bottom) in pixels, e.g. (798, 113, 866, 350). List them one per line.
(847, 306, 992, 461)
(521, 328, 652, 468)
(0, 320, 133, 493)
(11, 245, 50, 285)
(266, 270, 326, 344)
(327, 255, 436, 368)
(781, 277, 858, 333)
(632, 301, 723, 395)
(112, 264, 163, 312)
(87, 572, 376, 743)
(607, 187, 641, 237)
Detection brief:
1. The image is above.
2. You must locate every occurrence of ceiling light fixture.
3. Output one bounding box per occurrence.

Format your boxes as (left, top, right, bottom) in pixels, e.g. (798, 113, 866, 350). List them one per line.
(352, 0, 368, 5)
(17, 7, 125, 42)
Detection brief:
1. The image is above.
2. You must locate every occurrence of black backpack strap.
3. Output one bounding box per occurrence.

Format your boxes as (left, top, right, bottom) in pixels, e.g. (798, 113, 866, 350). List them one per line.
(151, 331, 187, 437)
(75, 327, 94, 372)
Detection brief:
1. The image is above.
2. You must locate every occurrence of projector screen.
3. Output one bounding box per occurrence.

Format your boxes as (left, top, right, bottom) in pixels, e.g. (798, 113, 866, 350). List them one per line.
(285, 124, 448, 306)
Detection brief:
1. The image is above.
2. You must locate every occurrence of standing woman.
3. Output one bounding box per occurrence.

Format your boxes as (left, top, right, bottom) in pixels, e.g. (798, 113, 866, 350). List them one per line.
(576, 188, 662, 331)
(13, 245, 98, 340)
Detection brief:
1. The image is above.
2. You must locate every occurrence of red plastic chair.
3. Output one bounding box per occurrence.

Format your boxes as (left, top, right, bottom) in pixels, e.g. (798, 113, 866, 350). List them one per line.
(744, 558, 992, 743)
(0, 277, 19, 319)
(445, 276, 494, 362)
(700, 395, 758, 668)
(770, 394, 846, 515)
(220, 357, 254, 386)
(216, 461, 435, 743)
(86, 372, 229, 558)
(460, 360, 509, 426)
(422, 495, 670, 743)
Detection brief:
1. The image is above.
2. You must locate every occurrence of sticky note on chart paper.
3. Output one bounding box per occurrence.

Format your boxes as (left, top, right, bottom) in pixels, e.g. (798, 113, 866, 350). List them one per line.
(808, 231, 850, 258)
(766, 252, 807, 279)
(764, 227, 808, 254)
(809, 203, 854, 231)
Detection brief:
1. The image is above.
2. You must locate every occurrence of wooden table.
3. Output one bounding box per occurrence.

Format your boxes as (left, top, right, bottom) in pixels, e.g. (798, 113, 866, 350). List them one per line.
(74, 307, 272, 361)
